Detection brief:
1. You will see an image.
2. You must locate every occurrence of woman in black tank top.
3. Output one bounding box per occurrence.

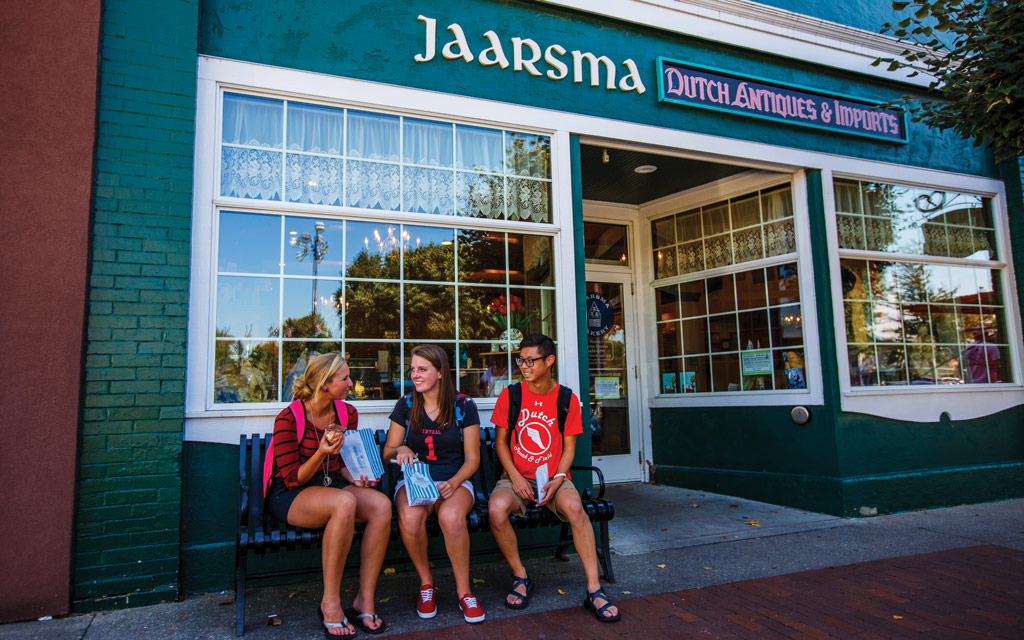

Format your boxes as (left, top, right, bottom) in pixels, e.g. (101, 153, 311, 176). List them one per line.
(382, 344, 486, 624)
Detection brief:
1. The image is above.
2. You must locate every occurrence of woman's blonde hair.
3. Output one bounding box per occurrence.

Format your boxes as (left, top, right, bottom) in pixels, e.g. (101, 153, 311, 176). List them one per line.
(291, 352, 348, 403)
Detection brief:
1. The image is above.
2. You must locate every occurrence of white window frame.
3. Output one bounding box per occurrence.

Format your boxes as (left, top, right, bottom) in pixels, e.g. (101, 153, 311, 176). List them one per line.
(823, 168, 1024, 422)
(187, 58, 580, 443)
(639, 168, 825, 407)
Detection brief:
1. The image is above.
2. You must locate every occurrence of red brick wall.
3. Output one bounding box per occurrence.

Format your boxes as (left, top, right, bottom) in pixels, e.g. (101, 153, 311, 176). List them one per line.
(0, 0, 102, 621)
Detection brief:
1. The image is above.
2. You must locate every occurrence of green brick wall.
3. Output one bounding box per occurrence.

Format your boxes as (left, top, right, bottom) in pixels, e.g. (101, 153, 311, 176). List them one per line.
(75, 0, 198, 612)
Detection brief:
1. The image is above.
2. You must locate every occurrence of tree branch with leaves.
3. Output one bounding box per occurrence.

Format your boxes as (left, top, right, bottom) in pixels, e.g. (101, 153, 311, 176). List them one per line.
(872, 0, 1023, 161)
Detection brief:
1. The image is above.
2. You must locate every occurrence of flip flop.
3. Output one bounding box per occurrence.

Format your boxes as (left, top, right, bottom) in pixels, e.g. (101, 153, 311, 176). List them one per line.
(317, 605, 356, 637)
(505, 574, 535, 609)
(346, 607, 389, 635)
(583, 588, 621, 623)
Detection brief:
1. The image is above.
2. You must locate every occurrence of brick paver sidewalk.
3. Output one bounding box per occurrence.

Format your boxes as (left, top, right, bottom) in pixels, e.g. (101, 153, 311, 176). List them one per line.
(387, 545, 1023, 639)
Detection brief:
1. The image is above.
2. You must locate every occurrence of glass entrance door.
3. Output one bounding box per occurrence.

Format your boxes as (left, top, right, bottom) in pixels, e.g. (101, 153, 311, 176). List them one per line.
(585, 275, 642, 482)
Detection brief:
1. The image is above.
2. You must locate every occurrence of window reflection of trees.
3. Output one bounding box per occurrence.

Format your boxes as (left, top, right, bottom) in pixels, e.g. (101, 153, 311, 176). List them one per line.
(214, 331, 279, 403)
(214, 215, 558, 403)
(838, 180, 994, 260)
(840, 257, 1009, 386)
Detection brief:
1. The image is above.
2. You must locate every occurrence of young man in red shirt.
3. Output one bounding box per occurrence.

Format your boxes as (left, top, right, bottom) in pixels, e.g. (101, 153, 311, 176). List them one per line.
(488, 333, 620, 623)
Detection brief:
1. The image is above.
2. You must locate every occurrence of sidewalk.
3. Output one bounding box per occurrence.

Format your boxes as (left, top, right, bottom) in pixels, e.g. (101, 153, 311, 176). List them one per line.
(3, 484, 1022, 639)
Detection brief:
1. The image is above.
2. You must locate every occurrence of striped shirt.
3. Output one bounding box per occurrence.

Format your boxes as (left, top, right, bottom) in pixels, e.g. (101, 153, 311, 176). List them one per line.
(272, 401, 358, 489)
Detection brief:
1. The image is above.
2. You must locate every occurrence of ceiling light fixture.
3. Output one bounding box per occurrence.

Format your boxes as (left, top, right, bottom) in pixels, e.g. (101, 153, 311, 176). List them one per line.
(634, 164, 658, 174)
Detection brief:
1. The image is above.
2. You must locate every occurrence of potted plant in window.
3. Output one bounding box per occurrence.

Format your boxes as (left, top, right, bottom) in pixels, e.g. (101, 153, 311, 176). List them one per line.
(487, 294, 534, 351)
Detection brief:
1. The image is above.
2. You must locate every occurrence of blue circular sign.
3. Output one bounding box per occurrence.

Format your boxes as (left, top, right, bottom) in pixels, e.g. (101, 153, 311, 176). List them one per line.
(586, 292, 614, 337)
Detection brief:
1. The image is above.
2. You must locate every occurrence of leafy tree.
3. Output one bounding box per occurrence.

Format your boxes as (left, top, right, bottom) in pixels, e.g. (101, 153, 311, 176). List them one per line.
(339, 248, 400, 339)
(872, 0, 1024, 161)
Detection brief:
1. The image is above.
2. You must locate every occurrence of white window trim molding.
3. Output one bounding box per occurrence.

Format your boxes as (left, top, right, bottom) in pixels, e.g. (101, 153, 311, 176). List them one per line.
(536, 0, 932, 86)
(635, 168, 825, 407)
(821, 169, 1024, 422)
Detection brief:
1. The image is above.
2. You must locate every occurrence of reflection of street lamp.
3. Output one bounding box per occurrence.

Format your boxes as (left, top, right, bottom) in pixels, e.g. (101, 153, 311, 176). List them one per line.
(291, 221, 328, 316)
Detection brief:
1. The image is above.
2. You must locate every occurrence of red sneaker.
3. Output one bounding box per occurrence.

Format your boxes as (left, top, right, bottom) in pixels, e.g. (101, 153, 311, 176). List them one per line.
(417, 584, 437, 619)
(459, 593, 485, 623)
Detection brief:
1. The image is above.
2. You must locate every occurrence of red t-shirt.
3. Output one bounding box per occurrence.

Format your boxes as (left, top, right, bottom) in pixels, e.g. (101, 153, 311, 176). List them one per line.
(490, 384, 583, 480)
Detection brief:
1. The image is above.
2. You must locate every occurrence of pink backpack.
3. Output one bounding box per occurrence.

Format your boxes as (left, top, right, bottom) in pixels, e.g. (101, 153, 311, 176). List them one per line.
(262, 399, 351, 494)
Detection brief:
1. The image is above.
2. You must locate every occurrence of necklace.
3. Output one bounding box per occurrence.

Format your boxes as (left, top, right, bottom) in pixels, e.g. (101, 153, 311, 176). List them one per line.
(308, 406, 334, 487)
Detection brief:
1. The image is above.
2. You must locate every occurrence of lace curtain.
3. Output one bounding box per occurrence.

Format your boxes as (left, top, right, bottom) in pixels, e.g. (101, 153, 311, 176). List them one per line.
(651, 187, 796, 283)
(288, 103, 344, 155)
(221, 94, 284, 200)
(404, 118, 453, 167)
(219, 94, 551, 221)
(223, 94, 282, 147)
(348, 111, 400, 161)
(457, 126, 502, 173)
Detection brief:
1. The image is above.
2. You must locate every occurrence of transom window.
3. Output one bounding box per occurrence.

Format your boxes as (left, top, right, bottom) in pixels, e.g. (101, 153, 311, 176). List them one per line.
(835, 178, 1012, 386)
(652, 185, 806, 394)
(651, 186, 794, 277)
(214, 213, 557, 404)
(220, 93, 552, 222)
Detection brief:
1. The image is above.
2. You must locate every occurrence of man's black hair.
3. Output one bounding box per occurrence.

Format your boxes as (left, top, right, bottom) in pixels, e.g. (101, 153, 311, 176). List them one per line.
(519, 333, 555, 358)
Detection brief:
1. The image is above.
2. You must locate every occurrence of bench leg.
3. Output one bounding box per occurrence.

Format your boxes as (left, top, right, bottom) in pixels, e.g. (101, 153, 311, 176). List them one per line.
(235, 551, 246, 636)
(553, 522, 571, 562)
(598, 521, 615, 583)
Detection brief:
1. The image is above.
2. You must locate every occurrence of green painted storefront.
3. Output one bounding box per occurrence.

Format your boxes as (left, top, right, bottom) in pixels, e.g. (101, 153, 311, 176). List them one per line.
(74, 0, 1024, 611)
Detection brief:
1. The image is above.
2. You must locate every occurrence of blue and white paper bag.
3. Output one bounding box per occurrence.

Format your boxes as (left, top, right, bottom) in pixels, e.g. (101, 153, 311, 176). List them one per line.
(339, 429, 385, 480)
(402, 462, 440, 506)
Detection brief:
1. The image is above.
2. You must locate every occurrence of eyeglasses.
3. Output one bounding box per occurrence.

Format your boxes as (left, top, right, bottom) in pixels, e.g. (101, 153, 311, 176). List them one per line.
(515, 355, 546, 368)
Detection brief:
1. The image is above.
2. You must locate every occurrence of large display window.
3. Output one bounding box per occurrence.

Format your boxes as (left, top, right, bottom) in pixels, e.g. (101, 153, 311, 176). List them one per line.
(651, 185, 807, 394)
(834, 178, 1013, 387)
(206, 91, 560, 407)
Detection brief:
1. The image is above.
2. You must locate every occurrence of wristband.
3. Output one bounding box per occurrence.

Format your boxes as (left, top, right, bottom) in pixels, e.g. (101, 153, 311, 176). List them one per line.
(551, 473, 567, 480)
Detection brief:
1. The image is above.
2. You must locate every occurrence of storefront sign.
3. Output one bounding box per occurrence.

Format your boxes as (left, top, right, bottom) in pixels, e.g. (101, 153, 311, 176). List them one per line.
(658, 58, 907, 143)
(586, 292, 614, 337)
(415, 15, 646, 94)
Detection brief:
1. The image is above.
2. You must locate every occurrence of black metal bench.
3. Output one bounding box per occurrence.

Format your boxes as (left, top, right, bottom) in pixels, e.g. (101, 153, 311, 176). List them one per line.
(235, 427, 615, 635)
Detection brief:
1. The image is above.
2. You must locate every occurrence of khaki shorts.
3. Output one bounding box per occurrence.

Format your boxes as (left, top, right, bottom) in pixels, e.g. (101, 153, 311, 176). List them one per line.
(491, 472, 579, 522)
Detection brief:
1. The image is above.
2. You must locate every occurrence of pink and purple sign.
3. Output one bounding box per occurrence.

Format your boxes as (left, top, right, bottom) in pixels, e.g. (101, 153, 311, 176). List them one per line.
(658, 58, 907, 143)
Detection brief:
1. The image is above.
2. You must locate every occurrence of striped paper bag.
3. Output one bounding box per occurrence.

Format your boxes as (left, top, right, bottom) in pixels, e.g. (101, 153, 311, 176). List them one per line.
(339, 429, 386, 481)
(402, 462, 440, 506)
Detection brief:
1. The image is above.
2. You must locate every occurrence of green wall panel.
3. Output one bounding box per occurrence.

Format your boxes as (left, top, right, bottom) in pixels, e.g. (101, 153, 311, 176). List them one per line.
(651, 405, 1024, 517)
(181, 442, 237, 592)
(199, 0, 994, 177)
(651, 406, 838, 476)
(841, 462, 1024, 515)
(834, 407, 1024, 477)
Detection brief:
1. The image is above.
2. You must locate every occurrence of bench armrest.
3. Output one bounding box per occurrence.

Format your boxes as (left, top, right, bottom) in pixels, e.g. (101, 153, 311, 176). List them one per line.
(570, 465, 606, 500)
(238, 435, 250, 533)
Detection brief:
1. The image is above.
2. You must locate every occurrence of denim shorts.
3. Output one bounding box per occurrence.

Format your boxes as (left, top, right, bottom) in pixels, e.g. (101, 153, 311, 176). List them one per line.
(266, 472, 350, 524)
